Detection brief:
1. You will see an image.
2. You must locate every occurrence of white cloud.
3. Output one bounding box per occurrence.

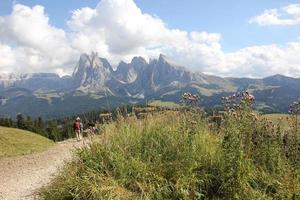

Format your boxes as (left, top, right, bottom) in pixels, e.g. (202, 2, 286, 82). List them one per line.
(0, 4, 77, 75)
(218, 43, 300, 77)
(67, 0, 224, 68)
(0, 1, 300, 78)
(0, 44, 15, 72)
(249, 4, 300, 26)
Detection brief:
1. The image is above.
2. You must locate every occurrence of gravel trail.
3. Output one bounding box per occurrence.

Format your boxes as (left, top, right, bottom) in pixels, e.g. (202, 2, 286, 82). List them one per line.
(0, 139, 83, 200)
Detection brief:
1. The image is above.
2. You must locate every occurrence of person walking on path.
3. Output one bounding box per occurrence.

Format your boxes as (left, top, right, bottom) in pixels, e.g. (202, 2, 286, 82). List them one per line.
(88, 120, 96, 135)
(74, 117, 82, 141)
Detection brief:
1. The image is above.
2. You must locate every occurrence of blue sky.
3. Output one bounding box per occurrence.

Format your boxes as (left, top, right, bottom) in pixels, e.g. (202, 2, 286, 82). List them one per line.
(136, 0, 300, 51)
(1, 0, 299, 51)
(0, 0, 300, 77)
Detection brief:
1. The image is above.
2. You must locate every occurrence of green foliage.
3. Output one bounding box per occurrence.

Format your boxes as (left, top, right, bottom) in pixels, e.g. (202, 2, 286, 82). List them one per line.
(41, 102, 300, 199)
(40, 112, 221, 199)
(16, 113, 26, 129)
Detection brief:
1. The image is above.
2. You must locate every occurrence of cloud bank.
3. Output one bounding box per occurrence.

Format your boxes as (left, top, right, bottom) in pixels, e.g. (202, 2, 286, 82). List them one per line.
(0, 0, 299, 77)
(249, 4, 300, 26)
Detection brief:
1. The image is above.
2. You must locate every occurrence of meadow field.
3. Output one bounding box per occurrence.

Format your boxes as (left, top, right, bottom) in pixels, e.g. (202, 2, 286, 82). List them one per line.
(40, 102, 300, 200)
(263, 114, 290, 129)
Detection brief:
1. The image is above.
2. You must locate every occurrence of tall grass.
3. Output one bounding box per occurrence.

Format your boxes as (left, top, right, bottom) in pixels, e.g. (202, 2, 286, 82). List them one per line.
(40, 106, 300, 199)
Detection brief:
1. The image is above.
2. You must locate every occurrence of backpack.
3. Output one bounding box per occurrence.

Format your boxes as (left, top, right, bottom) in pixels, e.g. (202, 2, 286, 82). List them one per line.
(80, 122, 83, 131)
(74, 121, 81, 130)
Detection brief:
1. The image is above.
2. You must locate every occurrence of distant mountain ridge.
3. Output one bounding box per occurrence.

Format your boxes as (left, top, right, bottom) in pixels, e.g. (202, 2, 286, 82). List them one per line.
(0, 52, 299, 118)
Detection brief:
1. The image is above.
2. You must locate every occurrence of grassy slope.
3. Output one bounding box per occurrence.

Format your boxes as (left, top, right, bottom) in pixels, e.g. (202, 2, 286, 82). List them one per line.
(0, 126, 54, 158)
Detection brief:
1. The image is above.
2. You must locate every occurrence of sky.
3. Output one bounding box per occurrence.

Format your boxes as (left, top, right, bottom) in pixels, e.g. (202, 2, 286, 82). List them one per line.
(0, 0, 300, 77)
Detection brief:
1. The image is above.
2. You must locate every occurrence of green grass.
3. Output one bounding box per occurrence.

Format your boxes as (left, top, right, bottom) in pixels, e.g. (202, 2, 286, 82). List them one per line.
(263, 113, 290, 129)
(264, 113, 289, 120)
(40, 111, 221, 199)
(0, 126, 54, 158)
(40, 109, 300, 199)
(148, 100, 182, 109)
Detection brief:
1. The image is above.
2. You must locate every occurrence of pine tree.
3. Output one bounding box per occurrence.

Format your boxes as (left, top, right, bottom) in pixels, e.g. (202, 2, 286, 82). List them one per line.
(25, 116, 34, 132)
(8, 118, 14, 127)
(46, 121, 61, 141)
(37, 117, 44, 129)
(16, 114, 26, 129)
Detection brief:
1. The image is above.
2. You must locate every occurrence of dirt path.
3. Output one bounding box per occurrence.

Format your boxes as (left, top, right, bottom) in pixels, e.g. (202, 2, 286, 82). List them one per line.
(0, 139, 84, 200)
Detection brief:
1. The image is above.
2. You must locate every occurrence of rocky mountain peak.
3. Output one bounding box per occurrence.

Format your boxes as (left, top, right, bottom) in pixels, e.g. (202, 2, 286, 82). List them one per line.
(145, 54, 193, 88)
(72, 52, 113, 91)
(74, 52, 112, 73)
(1, 53, 300, 118)
(131, 56, 147, 65)
(112, 59, 143, 84)
(158, 54, 167, 63)
(157, 54, 185, 70)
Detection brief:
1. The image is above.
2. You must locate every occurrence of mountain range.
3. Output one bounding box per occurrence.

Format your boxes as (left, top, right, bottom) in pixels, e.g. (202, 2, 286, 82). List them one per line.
(0, 52, 299, 118)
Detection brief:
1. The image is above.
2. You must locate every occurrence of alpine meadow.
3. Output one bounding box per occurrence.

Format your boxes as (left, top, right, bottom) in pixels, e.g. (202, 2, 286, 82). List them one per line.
(0, 0, 300, 200)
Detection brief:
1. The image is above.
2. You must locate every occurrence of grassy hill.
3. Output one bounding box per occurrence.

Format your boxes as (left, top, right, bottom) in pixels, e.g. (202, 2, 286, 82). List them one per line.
(0, 126, 54, 158)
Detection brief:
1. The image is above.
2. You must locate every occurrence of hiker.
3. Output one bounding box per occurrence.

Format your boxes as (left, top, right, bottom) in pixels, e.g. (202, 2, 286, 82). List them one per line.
(88, 120, 96, 136)
(80, 121, 84, 132)
(74, 117, 82, 141)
